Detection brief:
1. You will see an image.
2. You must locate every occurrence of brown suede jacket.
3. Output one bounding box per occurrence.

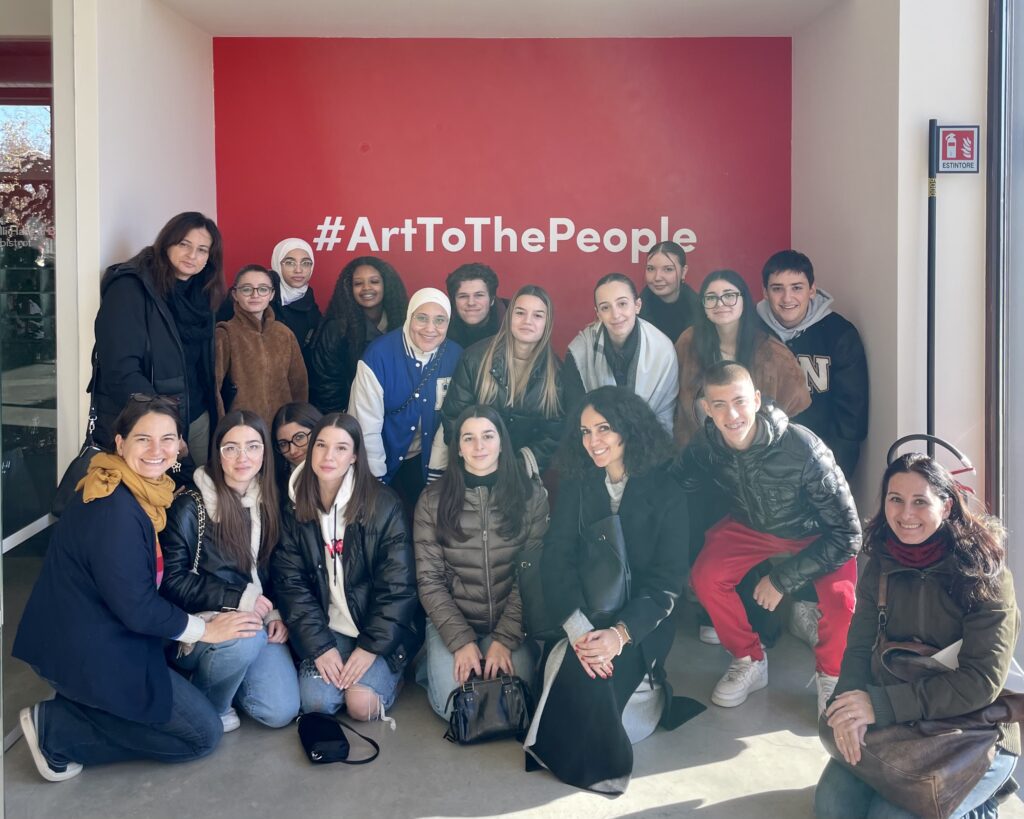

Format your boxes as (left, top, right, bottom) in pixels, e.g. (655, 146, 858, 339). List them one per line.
(215, 307, 309, 428)
(674, 327, 811, 447)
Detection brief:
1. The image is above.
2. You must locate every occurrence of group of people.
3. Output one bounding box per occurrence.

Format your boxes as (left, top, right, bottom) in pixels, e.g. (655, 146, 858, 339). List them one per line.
(11, 210, 1020, 816)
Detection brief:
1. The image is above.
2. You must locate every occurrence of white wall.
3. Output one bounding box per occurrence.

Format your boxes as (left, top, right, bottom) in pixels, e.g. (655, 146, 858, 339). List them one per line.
(792, 0, 988, 513)
(791, 0, 901, 509)
(1, 0, 50, 38)
(52, 0, 216, 467)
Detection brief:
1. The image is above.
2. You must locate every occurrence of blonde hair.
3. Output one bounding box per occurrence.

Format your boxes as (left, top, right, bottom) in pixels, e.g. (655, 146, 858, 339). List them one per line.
(476, 285, 561, 418)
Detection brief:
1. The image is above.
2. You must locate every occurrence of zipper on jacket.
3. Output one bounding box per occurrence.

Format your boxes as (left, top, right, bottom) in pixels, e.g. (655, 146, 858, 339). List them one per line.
(478, 487, 495, 631)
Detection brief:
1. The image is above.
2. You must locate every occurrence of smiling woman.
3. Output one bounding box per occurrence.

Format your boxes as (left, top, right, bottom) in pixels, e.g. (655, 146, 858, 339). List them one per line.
(215, 264, 309, 428)
(92, 212, 224, 467)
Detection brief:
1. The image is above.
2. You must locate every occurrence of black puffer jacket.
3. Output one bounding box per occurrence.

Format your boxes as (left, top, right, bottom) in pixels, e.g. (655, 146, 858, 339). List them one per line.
(93, 261, 214, 448)
(159, 488, 272, 613)
(441, 339, 566, 472)
(270, 486, 423, 672)
(672, 402, 861, 595)
(307, 317, 356, 413)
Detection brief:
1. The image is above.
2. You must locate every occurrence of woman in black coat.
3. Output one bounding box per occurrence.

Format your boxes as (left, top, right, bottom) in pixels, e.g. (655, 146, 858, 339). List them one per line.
(440, 285, 565, 477)
(270, 412, 423, 721)
(93, 212, 223, 466)
(308, 256, 408, 413)
(524, 386, 700, 794)
(161, 410, 300, 731)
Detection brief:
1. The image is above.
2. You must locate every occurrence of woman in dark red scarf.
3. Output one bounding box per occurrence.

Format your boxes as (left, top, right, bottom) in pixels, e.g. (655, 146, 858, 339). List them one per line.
(816, 453, 1019, 818)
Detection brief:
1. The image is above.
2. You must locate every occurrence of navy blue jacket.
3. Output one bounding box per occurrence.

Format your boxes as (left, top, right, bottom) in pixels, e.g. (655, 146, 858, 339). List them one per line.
(13, 486, 188, 723)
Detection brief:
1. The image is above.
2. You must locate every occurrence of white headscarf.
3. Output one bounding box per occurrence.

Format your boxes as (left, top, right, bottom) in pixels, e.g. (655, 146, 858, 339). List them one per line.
(270, 238, 315, 306)
(403, 287, 452, 359)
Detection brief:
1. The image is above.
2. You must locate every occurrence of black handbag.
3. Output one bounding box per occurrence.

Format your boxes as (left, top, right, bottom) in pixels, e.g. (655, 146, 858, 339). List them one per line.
(297, 712, 380, 765)
(443, 674, 533, 745)
(52, 348, 102, 518)
(579, 510, 631, 626)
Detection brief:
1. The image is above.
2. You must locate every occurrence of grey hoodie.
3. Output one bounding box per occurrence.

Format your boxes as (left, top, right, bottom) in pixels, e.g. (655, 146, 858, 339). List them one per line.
(756, 288, 835, 342)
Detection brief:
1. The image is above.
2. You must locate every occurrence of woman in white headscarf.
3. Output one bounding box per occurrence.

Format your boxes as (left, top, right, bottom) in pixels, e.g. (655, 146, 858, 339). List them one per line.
(269, 238, 321, 364)
(348, 287, 463, 511)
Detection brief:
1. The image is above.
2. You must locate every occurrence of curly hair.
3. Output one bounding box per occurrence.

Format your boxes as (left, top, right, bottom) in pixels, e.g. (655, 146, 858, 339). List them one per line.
(864, 453, 1006, 610)
(692, 269, 770, 373)
(323, 256, 409, 366)
(558, 386, 676, 479)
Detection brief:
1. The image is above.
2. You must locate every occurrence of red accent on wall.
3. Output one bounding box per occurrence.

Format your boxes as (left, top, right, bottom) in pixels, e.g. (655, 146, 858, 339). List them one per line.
(214, 38, 790, 351)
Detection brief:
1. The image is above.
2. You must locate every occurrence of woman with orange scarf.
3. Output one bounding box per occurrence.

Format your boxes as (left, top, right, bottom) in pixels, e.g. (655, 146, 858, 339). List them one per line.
(13, 396, 261, 783)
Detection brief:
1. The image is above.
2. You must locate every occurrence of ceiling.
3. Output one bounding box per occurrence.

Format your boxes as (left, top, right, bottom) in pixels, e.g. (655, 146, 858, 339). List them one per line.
(159, 0, 841, 38)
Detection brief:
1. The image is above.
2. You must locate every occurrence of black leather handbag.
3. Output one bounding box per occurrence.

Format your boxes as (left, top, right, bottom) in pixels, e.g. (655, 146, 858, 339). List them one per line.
(297, 712, 380, 765)
(579, 512, 631, 626)
(443, 674, 533, 745)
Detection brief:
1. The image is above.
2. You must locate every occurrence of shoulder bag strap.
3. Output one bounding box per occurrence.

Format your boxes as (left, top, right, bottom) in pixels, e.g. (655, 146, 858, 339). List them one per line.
(182, 489, 207, 575)
(336, 718, 381, 764)
(388, 341, 448, 417)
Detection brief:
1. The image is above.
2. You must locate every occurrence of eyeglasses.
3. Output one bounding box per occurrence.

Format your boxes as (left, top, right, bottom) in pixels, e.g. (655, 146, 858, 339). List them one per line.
(702, 290, 742, 308)
(234, 285, 274, 297)
(219, 442, 265, 461)
(280, 258, 313, 271)
(276, 431, 311, 453)
(412, 313, 449, 328)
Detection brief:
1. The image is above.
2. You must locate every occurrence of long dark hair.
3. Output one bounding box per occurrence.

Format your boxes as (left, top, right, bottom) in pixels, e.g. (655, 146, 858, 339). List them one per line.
(205, 411, 280, 570)
(293, 413, 378, 525)
(558, 386, 676, 479)
(323, 256, 409, 366)
(433, 405, 531, 544)
(129, 211, 224, 306)
(864, 453, 1006, 609)
(271, 401, 323, 489)
(692, 269, 769, 371)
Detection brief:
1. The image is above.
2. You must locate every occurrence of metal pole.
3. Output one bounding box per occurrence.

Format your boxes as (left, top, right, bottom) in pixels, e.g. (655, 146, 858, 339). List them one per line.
(927, 119, 938, 458)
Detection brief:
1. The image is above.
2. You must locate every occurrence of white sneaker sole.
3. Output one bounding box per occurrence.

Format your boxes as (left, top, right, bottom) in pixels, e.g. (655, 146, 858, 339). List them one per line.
(699, 627, 721, 645)
(20, 706, 83, 782)
(710, 675, 768, 708)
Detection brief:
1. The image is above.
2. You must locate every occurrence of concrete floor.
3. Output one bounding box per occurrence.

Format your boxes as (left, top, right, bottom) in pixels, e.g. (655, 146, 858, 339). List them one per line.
(4, 600, 1024, 819)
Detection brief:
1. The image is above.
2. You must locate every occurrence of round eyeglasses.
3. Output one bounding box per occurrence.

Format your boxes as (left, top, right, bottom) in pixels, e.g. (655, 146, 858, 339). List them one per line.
(276, 430, 311, 453)
(412, 313, 450, 328)
(234, 285, 274, 297)
(702, 290, 741, 309)
(280, 258, 313, 271)
(219, 442, 264, 461)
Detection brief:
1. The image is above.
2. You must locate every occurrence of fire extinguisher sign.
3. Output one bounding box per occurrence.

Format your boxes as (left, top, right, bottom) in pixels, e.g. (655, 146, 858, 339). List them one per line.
(937, 125, 980, 173)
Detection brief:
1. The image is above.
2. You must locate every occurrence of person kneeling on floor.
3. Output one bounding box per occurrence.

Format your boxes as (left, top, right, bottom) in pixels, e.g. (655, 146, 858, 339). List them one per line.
(671, 361, 861, 714)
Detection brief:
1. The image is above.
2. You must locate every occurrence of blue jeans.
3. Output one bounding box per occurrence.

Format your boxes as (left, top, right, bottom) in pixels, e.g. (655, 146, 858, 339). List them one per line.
(420, 621, 538, 719)
(815, 749, 1018, 818)
(175, 628, 300, 728)
(37, 668, 222, 767)
(299, 632, 403, 716)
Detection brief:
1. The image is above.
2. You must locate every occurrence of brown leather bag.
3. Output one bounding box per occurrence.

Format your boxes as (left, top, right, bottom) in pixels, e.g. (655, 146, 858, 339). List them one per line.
(818, 570, 1024, 819)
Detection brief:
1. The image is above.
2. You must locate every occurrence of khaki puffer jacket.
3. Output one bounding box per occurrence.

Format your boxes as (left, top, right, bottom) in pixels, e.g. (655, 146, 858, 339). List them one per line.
(413, 480, 549, 653)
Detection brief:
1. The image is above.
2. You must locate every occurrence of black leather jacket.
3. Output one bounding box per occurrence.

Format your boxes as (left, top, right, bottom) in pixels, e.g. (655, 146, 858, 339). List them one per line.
(160, 489, 270, 613)
(270, 487, 424, 672)
(441, 339, 566, 472)
(672, 402, 861, 595)
(307, 317, 355, 413)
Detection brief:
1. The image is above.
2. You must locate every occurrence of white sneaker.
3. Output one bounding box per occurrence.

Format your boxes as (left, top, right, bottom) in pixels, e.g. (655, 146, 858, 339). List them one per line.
(711, 655, 768, 707)
(220, 707, 240, 733)
(789, 600, 820, 648)
(816, 673, 839, 715)
(699, 625, 721, 645)
(20, 705, 83, 782)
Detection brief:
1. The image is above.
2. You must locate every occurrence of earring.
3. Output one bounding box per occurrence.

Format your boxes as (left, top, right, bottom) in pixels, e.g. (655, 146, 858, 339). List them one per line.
(171, 461, 182, 473)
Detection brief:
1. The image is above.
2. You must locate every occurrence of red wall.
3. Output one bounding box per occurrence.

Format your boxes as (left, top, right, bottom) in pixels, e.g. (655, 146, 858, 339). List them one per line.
(213, 38, 791, 351)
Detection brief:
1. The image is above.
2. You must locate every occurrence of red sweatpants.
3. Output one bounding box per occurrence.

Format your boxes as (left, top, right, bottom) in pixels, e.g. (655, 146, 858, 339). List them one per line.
(691, 517, 856, 676)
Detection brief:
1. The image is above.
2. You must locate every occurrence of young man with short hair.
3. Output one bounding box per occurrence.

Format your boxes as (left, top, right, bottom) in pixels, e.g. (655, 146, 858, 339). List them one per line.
(444, 262, 508, 348)
(756, 249, 868, 479)
(671, 362, 860, 714)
